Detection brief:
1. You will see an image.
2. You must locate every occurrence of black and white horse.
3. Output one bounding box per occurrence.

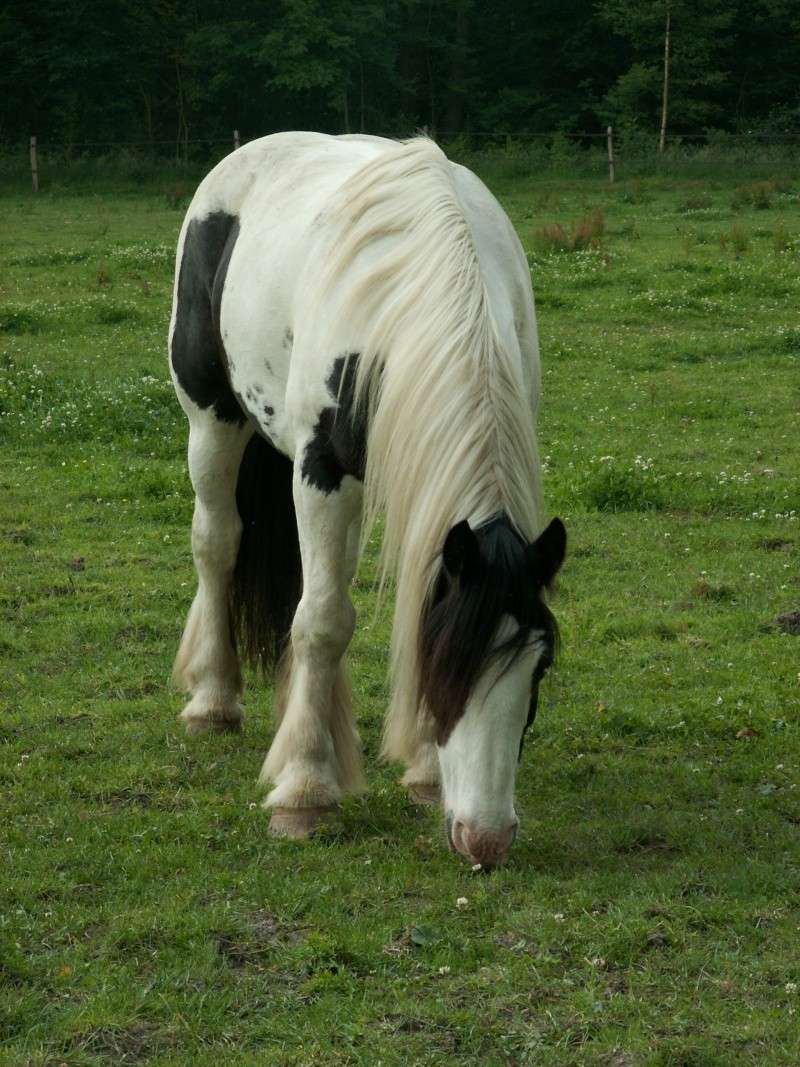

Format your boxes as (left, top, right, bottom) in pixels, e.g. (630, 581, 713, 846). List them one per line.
(168, 133, 565, 867)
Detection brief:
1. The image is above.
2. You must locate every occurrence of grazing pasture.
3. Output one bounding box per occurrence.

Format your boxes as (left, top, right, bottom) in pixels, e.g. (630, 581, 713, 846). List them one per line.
(1, 166, 799, 1066)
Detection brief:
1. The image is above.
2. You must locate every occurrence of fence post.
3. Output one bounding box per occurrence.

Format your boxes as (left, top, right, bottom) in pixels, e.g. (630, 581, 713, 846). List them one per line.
(606, 125, 615, 183)
(233, 129, 240, 150)
(30, 135, 39, 192)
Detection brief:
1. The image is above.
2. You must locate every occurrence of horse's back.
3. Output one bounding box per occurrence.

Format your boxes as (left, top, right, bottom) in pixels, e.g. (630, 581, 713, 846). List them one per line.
(183, 132, 392, 229)
(169, 132, 536, 461)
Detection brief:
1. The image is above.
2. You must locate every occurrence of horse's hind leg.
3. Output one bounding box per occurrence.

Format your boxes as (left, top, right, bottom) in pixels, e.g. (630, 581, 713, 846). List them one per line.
(173, 406, 253, 734)
(260, 471, 364, 836)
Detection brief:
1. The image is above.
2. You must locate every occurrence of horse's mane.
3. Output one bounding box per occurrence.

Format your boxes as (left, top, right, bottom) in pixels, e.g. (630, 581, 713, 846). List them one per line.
(316, 137, 543, 762)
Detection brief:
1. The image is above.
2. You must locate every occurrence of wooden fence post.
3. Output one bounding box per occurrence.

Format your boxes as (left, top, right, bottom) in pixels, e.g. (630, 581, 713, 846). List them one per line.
(30, 136, 39, 192)
(233, 129, 240, 150)
(606, 125, 615, 183)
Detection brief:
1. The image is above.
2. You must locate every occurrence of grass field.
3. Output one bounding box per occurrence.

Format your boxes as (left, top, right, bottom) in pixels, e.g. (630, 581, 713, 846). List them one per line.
(1, 164, 799, 1066)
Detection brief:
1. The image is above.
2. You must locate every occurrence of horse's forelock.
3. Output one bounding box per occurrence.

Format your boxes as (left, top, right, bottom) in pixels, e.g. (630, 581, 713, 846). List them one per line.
(418, 516, 555, 744)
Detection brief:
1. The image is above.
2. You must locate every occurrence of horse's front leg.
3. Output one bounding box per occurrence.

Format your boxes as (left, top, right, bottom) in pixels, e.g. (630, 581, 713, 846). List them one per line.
(260, 469, 364, 837)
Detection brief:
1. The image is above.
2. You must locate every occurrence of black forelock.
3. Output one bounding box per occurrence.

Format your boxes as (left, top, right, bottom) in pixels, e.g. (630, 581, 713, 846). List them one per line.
(418, 512, 558, 745)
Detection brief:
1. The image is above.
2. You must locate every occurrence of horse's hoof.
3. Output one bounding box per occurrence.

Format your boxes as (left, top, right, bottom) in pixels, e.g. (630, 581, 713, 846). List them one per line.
(407, 782, 441, 807)
(268, 805, 338, 839)
(180, 708, 243, 736)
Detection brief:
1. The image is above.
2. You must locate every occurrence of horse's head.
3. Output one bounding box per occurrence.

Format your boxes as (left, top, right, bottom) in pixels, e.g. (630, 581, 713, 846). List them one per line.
(419, 514, 566, 868)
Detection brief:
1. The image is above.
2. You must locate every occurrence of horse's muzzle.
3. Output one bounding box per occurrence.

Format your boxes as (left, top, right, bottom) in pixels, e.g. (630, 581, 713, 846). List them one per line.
(446, 812, 518, 868)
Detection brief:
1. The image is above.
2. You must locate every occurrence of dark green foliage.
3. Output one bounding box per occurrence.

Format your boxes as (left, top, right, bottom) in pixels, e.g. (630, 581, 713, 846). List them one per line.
(0, 0, 798, 151)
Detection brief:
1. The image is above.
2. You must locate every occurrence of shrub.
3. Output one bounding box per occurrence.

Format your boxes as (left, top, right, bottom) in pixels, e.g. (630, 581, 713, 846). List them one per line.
(164, 182, 192, 209)
(679, 193, 713, 213)
(732, 181, 774, 210)
(773, 221, 790, 253)
(619, 180, 652, 205)
(582, 463, 664, 512)
(718, 225, 750, 256)
(0, 307, 44, 333)
(533, 209, 604, 253)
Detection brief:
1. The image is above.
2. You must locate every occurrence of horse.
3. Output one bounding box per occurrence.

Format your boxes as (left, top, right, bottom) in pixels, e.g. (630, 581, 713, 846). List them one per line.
(168, 132, 566, 868)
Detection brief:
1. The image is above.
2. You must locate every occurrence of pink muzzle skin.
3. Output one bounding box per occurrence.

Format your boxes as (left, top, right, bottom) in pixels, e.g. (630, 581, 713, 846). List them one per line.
(447, 815, 519, 868)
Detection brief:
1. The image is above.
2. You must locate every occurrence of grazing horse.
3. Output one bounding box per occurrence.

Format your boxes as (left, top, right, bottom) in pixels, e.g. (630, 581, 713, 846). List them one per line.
(168, 132, 565, 868)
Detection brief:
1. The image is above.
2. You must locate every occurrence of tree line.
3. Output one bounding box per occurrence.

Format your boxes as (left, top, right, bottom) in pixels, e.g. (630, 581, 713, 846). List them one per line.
(1, 0, 798, 152)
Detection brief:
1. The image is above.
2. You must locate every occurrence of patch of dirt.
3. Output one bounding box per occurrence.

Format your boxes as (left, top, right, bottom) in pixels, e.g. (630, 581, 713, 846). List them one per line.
(645, 929, 670, 950)
(379, 1015, 458, 1050)
(683, 634, 710, 649)
(495, 931, 537, 955)
(380, 1013, 428, 1033)
(216, 909, 307, 970)
(114, 625, 154, 646)
(615, 832, 676, 855)
(46, 583, 76, 598)
(605, 1051, 636, 1067)
(78, 1022, 159, 1063)
(109, 681, 160, 698)
(103, 789, 153, 808)
(776, 610, 800, 635)
(643, 905, 673, 920)
(53, 713, 92, 728)
(4, 528, 34, 545)
(760, 537, 793, 552)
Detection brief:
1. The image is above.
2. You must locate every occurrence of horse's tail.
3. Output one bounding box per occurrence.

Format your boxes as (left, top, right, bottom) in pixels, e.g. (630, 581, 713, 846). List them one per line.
(230, 434, 302, 672)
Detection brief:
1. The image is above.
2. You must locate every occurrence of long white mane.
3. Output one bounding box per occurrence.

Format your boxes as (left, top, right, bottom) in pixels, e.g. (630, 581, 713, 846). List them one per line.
(315, 137, 543, 761)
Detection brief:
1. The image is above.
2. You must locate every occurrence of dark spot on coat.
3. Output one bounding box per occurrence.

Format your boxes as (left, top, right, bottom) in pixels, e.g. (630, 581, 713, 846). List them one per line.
(283, 327, 294, 350)
(170, 211, 244, 424)
(253, 382, 264, 395)
(300, 354, 367, 493)
(263, 404, 274, 419)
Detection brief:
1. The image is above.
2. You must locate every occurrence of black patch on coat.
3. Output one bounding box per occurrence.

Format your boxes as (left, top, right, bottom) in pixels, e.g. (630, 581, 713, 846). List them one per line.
(171, 211, 244, 424)
(420, 514, 564, 746)
(300, 354, 367, 493)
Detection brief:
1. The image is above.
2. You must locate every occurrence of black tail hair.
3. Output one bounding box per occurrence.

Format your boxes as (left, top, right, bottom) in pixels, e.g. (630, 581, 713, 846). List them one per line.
(230, 434, 302, 671)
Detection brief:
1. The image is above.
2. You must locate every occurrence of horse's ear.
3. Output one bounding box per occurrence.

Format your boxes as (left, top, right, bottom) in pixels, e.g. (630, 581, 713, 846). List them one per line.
(526, 518, 566, 588)
(442, 520, 480, 580)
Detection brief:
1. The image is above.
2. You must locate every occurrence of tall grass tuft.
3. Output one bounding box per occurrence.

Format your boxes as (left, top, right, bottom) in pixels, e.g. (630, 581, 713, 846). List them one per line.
(732, 181, 774, 210)
(773, 221, 790, 253)
(534, 209, 604, 253)
(718, 224, 750, 256)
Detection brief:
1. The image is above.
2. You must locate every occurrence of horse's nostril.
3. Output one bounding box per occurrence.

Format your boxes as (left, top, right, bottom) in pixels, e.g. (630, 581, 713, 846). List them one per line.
(449, 818, 468, 856)
(445, 811, 457, 852)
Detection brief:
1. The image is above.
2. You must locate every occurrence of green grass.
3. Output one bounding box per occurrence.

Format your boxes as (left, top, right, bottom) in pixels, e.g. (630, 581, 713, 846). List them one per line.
(1, 170, 800, 1066)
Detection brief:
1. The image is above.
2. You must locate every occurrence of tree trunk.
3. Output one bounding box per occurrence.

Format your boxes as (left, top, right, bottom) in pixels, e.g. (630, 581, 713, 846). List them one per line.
(659, 1, 671, 153)
(359, 59, 365, 132)
(443, 3, 469, 135)
(140, 86, 153, 143)
(425, 0, 437, 133)
(175, 57, 189, 163)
